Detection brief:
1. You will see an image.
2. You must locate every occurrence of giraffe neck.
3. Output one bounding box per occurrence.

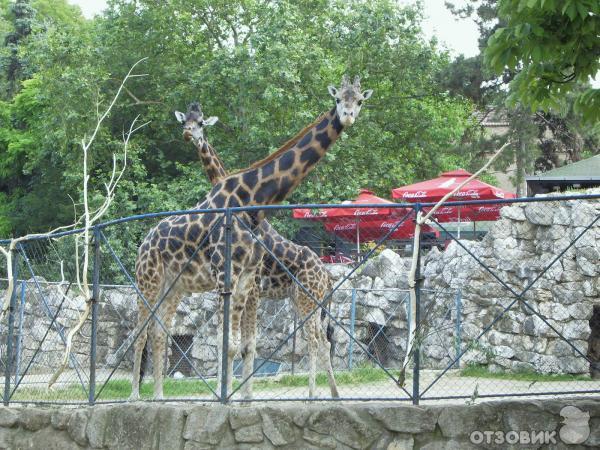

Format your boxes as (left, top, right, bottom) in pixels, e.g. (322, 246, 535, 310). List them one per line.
(195, 140, 228, 185)
(208, 107, 343, 208)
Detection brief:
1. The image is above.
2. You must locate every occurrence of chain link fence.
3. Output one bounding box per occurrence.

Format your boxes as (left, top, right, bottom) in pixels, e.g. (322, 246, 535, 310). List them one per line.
(0, 193, 598, 405)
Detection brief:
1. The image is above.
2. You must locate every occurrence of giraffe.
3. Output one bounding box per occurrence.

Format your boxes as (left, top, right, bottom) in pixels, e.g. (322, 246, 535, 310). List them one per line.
(133, 75, 371, 400)
(174, 102, 339, 398)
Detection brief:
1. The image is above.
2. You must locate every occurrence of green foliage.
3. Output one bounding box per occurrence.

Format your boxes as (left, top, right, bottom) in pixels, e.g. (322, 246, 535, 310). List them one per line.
(0, 0, 477, 242)
(485, 0, 600, 122)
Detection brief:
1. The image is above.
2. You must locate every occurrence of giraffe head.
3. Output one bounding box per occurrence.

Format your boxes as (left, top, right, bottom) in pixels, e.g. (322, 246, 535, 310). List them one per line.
(328, 75, 372, 127)
(174, 102, 218, 143)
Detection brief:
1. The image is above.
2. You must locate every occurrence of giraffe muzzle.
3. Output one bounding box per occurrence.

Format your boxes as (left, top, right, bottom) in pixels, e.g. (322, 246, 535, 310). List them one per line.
(183, 130, 193, 142)
(341, 116, 355, 126)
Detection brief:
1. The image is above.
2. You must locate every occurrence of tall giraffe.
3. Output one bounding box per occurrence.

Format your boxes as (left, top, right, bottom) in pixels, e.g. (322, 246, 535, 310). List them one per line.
(175, 102, 338, 398)
(133, 75, 371, 400)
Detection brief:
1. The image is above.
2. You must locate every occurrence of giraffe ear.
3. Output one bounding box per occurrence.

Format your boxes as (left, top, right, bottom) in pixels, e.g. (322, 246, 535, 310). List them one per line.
(174, 111, 186, 123)
(327, 85, 338, 98)
(362, 89, 373, 100)
(203, 116, 218, 126)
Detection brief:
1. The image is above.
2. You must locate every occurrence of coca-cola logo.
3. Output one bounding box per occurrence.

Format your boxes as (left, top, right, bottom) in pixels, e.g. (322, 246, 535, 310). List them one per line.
(493, 190, 505, 198)
(477, 206, 500, 213)
(333, 223, 356, 231)
(402, 190, 427, 199)
(433, 207, 453, 215)
(303, 211, 326, 218)
(454, 189, 481, 199)
(354, 208, 379, 216)
(379, 221, 401, 229)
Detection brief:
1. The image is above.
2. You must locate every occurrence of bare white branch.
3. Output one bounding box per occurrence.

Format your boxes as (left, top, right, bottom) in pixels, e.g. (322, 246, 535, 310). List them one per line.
(402, 141, 511, 370)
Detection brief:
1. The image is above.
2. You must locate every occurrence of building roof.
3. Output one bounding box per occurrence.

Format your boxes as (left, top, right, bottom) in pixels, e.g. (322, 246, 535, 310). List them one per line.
(526, 155, 600, 181)
(473, 108, 509, 127)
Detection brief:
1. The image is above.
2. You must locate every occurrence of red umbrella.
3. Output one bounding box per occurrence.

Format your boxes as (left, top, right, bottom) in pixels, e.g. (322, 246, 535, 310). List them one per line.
(323, 218, 427, 242)
(391, 169, 516, 223)
(293, 190, 437, 251)
(292, 189, 400, 220)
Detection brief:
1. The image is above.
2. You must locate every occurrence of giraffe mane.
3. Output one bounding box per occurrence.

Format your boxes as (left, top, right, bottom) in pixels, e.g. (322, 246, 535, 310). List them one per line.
(233, 111, 329, 173)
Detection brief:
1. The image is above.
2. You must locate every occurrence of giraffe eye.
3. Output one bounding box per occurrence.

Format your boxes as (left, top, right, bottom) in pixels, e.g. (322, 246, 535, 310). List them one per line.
(358, 100, 363, 106)
(336, 99, 340, 104)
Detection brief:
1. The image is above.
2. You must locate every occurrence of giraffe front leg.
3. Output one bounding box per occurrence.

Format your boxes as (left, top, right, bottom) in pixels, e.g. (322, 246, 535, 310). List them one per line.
(215, 286, 244, 402)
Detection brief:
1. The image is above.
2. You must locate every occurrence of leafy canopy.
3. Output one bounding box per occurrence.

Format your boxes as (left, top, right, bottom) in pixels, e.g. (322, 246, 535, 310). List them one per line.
(485, 0, 600, 122)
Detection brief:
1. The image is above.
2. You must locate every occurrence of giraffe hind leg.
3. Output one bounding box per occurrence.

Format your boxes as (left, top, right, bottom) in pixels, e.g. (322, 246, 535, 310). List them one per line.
(149, 290, 181, 400)
(240, 289, 259, 401)
(130, 310, 149, 401)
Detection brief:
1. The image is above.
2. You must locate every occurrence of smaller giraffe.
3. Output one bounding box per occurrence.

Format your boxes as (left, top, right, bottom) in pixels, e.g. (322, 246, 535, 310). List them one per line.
(175, 102, 339, 398)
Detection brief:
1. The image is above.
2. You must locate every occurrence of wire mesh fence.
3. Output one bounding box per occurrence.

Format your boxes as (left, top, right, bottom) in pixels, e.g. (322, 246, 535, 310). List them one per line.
(0, 193, 598, 405)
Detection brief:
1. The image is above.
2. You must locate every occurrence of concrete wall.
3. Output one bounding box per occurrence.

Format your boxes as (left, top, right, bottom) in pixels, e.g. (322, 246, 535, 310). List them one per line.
(0, 398, 598, 449)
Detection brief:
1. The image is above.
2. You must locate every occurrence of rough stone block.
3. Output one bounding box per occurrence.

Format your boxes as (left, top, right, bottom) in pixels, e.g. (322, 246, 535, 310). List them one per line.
(12, 427, 81, 450)
(0, 407, 19, 427)
(0, 428, 15, 449)
(368, 405, 438, 434)
(86, 406, 109, 448)
(501, 205, 526, 221)
(67, 409, 89, 446)
(437, 403, 501, 438)
(234, 423, 263, 443)
(501, 401, 558, 432)
(302, 429, 337, 448)
(51, 409, 72, 430)
(184, 405, 229, 446)
(309, 406, 379, 449)
(101, 403, 160, 450)
(19, 408, 51, 431)
(229, 407, 261, 430)
(155, 405, 186, 450)
(260, 407, 296, 446)
(524, 204, 553, 226)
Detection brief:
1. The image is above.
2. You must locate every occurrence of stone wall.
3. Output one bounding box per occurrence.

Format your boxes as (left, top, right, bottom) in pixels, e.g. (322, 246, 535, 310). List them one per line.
(0, 397, 598, 449)
(423, 194, 600, 374)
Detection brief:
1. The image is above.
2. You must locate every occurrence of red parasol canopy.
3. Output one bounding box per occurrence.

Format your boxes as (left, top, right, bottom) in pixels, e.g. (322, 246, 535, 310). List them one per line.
(391, 169, 516, 222)
(293, 189, 437, 243)
(292, 189, 400, 220)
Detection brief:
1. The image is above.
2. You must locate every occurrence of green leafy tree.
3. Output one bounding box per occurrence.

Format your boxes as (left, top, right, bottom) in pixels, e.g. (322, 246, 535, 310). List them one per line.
(1, 0, 35, 98)
(1, 0, 476, 239)
(444, 0, 598, 193)
(485, 0, 600, 123)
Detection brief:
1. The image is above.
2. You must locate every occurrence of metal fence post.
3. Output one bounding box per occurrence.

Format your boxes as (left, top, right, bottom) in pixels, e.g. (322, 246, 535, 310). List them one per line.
(291, 312, 297, 375)
(220, 209, 233, 404)
(454, 289, 462, 369)
(348, 288, 357, 370)
(14, 280, 26, 385)
(412, 205, 422, 406)
(89, 227, 101, 405)
(3, 248, 19, 406)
